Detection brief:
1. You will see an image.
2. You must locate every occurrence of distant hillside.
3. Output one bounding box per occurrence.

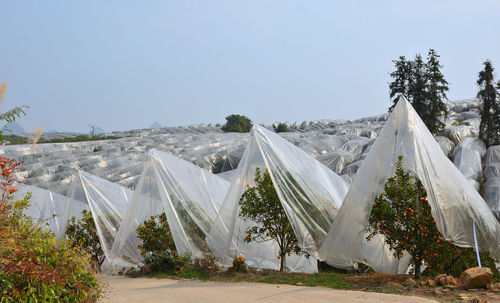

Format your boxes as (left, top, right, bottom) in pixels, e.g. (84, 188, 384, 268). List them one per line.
(2, 122, 25, 134)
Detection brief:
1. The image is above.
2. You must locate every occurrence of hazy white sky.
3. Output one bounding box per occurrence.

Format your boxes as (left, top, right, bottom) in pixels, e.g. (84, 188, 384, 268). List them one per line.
(1, 1, 499, 133)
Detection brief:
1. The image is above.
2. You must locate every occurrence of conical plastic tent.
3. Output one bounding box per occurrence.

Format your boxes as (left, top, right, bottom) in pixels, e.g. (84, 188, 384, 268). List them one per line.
(14, 184, 67, 236)
(207, 125, 350, 273)
(110, 149, 230, 269)
(61, 170, 133, 269)
(319, 97, 500, 273)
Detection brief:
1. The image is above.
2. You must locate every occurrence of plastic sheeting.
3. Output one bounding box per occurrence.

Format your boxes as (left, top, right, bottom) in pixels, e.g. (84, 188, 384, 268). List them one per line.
(207, 125, 349, 273)
(319, 97, 500, 273)
(111, 149, 230, 269)
(484, 165, 500, 182)
(452, 137, 486, 184)
(486, 146, 500, 167)
(435, 136, 455, 158)
(316, 150, 355, 174)
(484, 178, 500, 222)
(14, 184, 67, 236)
(60, 170, 133, 271)
(445, 125, 474, 144)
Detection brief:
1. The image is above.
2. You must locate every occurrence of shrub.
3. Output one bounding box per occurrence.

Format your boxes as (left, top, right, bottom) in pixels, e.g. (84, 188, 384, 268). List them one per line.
(366, 155, 500, 279)
(193, 254, 220, 275)
(273, 123, 289, 133)
(136, 212, 176, 257)
(136, 212, 190, 274)
(66, 210, 105, 270)
(239, 168, 301, 272)
(221, 114, 252, 133)
(0, 157, 101, 302)
(423, 243, 499, 278)
(367, 156, 441, 279)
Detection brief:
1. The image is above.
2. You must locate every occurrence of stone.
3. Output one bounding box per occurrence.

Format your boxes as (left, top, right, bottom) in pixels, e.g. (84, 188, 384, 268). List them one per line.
(435, 274, 447, 286)
(486, 282, 500, 292)
(460, 267, 493, 289)
(443, 285, 458, 290)
(433, 287, 443, 295)
(441, 288, 450, 293)
(427, 279, 436, 287)
(403, 278, 417, 288)
(233, 256, 246, 267)
(457, 294, 473, 301)
(445, 275, 458, 286)
(295, 282, 304, 286)
(385, 281, 404, 289)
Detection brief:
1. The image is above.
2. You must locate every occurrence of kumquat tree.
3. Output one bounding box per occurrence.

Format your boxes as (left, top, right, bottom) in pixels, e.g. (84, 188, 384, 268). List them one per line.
(66, 210, 105, 270)
(366, 156, 442, 279)
(239, 167, 300, 272)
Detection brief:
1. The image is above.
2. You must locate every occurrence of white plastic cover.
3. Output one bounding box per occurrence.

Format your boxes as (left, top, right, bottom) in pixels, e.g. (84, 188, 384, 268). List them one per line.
(319, 97, 500, 273)
(484, 164, 500, 182)
(445, 125, 474, 144)
(62, 171, 133, 269)
(452, 137, 486, 183)
(207, 125, 349, 273)
(316, 150, 356, 174)
(14, 184, 67, 236)
(110, 149, 230, 269)
(435, 136, 455, 158)
(484, 177, 500, 222)
(486, 146, 500, 167)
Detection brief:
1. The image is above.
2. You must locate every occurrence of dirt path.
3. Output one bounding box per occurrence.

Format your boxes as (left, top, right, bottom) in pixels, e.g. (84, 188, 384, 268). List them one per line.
(101, 275, 436, 303)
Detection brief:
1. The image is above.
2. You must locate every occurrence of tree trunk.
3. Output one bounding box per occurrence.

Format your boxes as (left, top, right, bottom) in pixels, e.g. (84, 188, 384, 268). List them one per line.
(280, 253, 286, 272)
(414, 259, 421, 279)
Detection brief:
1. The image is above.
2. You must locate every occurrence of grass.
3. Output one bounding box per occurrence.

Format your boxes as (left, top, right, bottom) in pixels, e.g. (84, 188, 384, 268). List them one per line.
(151, 269, 352, 289)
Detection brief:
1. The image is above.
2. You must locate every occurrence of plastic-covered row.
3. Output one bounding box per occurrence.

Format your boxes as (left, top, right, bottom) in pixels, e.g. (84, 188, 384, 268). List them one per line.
(207, 125, 350, 273)
(110, 149, 231, 269)
(319, 97, 500, 273)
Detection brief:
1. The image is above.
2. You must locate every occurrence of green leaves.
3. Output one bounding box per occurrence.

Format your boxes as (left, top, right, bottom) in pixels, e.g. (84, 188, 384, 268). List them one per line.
(0, 106, 29, 144)
(388, 49, 448, 135)
(239, 168, 301, 271)
(137, 212, 177, 259)
(221, 114, 252, 133)
(367, 156, 436, 278)
(65, 210, 104, 270)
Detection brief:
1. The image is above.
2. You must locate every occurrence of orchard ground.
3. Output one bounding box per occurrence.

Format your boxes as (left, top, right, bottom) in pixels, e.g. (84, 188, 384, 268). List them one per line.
(100, 271, 500, 303)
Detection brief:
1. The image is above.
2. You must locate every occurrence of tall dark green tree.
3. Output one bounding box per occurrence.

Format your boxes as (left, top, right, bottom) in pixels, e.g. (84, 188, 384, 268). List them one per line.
(389, 56, 413, 111)
(477, 61, 500, 147)
(388, 49, 449, 135)
(409, 54, 428, 119)
(423, 49, 449, 134)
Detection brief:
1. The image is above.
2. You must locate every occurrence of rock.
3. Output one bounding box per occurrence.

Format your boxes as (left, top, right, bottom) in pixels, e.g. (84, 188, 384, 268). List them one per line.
(443, 284, 458, 290)
(233, 256, 246, 267)
(427, 279, 436, 287)
(486, 282, 500, 292)
(433, 287, 443, 295)
(295, 282, 304, 286)
(385, 281, 404, 289)
(435, 274, 447, 286)
(239, 263, 249, 274)
(460, 267, 493, 289)
(446, 275, 458, 286)
(441, 287, 450, 293)
(458, 293, 473, 301)
(403, 278, 416, 288)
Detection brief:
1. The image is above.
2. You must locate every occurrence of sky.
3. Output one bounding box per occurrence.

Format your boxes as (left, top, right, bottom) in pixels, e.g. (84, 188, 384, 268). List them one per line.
(1, 1, 499, 133)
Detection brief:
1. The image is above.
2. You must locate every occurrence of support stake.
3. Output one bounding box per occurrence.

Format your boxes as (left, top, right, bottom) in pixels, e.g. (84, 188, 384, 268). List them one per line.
(473, 222, 482, 268)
